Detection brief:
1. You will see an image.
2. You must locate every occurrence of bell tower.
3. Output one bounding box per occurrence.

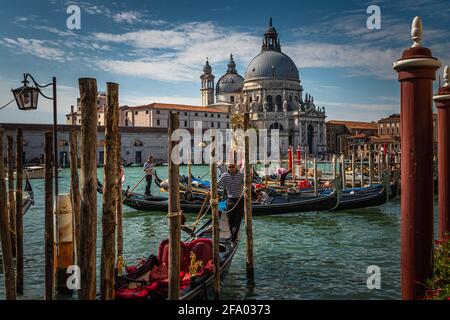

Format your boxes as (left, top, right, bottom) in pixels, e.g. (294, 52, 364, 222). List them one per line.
(200, 58, 215, 106)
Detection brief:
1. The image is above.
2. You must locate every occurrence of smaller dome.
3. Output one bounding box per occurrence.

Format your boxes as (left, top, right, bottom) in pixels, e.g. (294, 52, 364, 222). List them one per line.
(216, 54, 244, 95)
(216, 73, 244, 95)
(202, 58, 212, 74)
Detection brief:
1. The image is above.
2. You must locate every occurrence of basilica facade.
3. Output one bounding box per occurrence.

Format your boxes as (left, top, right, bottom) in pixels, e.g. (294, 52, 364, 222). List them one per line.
(200, 18, 327, 156)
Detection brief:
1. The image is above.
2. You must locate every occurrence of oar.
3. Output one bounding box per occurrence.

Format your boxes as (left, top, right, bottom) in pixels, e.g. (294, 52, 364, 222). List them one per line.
(127, 174, 147, 196)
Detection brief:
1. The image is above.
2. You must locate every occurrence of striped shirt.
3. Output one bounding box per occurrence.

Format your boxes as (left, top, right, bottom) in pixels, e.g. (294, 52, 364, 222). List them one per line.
(144, 161, 154, 175)
(218, 170, 244, 199)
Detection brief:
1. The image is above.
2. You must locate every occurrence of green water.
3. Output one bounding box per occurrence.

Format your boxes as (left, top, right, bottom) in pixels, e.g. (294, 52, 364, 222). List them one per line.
(0, 165, 439, 300)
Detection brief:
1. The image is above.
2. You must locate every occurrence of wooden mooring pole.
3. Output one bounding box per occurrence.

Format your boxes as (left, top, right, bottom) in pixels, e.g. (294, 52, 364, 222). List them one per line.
(369, 152, 373, 185)
(332, 154, 336, 180)
(7, 136, 16, 258)
(393, 16, 441, 299)
(351, 153, 356, 188)
(55, 194, 73, 295)
(69, 107, 81, 269)
(79, 78, 98, 300)
(0, 129, 16, 299)
(433, 66, 450, 239)
(244, 113, 254, 282)
(210, 131, 220, 299)
(101, 82, 119, 300)
(360, 152, 364, 187)
(168, 112, 181, 300)
(15, 128, 24, 294)
(44, 132, 54, 299)
(116, 134, 123, 260)
(340, 154, 345, 190)
(313, 157, 318, 196)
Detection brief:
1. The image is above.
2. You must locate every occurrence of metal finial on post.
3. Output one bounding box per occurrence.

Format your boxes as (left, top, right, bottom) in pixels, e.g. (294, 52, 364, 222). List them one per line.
(444, 65, 449, 87)
(411, 16, 423, 48)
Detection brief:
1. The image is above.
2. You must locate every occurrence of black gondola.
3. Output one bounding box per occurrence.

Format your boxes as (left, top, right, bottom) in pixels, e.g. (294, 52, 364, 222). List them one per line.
(23, 176, 34, 215)
(114, 210, 239, 300)
(98, 181, 339, 215)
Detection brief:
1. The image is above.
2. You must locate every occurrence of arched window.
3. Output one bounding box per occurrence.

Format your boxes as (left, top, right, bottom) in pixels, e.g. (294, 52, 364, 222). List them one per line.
(269, 122, 284, 131)
(267, 95, 273, 112)
(276, 95, 282, 110)
(289, 95, 293, 102)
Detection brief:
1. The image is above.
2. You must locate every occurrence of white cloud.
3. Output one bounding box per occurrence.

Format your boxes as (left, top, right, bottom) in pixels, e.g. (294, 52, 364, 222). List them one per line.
(112, 11, 141, 24)
(1, 37, 69, 62)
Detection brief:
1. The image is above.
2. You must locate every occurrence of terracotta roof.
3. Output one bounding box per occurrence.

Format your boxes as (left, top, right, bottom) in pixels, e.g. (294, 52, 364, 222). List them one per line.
(369, 135, 395, 143)
(327, 120, 378, 131)
(122, 103, 227, 113)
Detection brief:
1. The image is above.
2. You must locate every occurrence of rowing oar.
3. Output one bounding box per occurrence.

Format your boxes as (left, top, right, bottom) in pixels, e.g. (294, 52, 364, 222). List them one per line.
(126, 174, 147, 198)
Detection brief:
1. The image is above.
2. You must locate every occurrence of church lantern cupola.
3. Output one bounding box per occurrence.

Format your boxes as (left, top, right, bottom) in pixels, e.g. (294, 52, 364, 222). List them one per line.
(262, 17, 281, 52)
(200, 58, 215, 106)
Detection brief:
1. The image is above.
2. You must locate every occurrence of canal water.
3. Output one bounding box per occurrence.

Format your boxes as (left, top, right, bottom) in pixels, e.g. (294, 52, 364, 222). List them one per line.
(0, 165, 440, 299)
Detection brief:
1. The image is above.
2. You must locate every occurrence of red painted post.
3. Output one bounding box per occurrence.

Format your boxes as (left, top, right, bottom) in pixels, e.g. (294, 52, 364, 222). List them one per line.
(434, 66, 450, 239)
(393, 16, 441, 300)
(287, 146, 293, 171)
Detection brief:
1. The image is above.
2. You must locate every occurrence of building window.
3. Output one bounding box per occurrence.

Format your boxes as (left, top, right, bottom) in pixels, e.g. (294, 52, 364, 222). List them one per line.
(157, 120, 160, 126)
(195, 113, 198, 116)
(230, 96, 235, 103)
(184, 121, 187, 127)
(218, 114, 221, 118)
(227, 123, 230, 129)
(211, 122, 214, 128)
(217, 122, 220, 128)
(125, 120, 128, 126)
(227, 115, 229, 119)
(267, 95, 274, 112)
(146, 110, 149, 114)
(211, 114, 214, 118)
(276, 95, 282, 110)
(205, 113, 207, 117)
(157, 110, 160, 114)
(184, 112, 188, 116)
(135, 111, 138, 115)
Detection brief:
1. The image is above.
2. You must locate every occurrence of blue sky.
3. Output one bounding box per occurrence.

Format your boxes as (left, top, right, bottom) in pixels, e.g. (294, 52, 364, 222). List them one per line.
(0, 0, 449, 123)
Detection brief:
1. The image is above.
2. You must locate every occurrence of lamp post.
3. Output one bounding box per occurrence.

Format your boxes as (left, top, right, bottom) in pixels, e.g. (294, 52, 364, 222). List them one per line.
(11, 74, 58, 196)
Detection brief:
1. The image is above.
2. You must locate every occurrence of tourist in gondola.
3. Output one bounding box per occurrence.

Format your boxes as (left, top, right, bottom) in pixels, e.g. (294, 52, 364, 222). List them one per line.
(144, 155, 155, 196)
(217, 162, 244, 243)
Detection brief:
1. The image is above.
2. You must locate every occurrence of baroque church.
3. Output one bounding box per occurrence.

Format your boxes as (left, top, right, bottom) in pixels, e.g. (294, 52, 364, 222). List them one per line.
(200, 18, 327, 156)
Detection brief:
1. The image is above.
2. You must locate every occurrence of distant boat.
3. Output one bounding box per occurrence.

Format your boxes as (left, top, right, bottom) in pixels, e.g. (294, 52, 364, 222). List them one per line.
(9, 166, 63, 179)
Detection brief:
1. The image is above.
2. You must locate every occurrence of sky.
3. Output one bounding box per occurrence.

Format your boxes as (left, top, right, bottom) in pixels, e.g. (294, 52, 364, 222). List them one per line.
(0, 0, 450, 124)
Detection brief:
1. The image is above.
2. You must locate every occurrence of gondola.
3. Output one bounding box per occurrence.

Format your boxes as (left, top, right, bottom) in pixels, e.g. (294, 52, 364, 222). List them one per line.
(329, 184, 388, 212)
(98, 181, 339, 215)
(114, 209, 239, 300)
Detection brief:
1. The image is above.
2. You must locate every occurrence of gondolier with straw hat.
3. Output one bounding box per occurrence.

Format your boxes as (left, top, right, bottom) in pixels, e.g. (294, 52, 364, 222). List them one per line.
(144, 155, 155, 196)
(217, 160, 245, 243)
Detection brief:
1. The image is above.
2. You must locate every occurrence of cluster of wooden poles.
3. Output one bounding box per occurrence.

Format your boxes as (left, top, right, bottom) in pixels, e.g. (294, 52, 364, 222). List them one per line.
(284, 147, 397, 189)
(166, 112, 254, 299)
(0, 79, 123, 300)
(0, 128, 25, 299)
(1, 78, 256, 300)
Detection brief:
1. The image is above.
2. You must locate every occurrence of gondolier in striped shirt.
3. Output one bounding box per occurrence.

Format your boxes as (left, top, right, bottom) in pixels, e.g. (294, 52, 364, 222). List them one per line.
(144, 155, 155, 196)
(218, 162, 245, 243)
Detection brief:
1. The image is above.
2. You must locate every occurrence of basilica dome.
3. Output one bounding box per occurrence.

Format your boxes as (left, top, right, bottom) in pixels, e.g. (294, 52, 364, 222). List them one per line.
(244, 17, 299, 82)
(244, 50, 299, 81)
(216, 54, 244, 95)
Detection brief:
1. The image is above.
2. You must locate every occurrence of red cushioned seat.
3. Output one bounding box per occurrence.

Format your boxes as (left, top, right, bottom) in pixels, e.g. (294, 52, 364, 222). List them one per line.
(157, 238, 212, 271)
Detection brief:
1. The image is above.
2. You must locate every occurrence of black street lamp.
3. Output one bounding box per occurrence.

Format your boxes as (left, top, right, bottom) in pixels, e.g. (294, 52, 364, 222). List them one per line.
(11, 73, 59, 196)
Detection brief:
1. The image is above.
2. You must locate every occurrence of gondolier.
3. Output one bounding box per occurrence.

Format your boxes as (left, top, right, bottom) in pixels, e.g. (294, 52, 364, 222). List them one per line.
(144, 156, 155, 196)
(217, 162, 244, 243)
